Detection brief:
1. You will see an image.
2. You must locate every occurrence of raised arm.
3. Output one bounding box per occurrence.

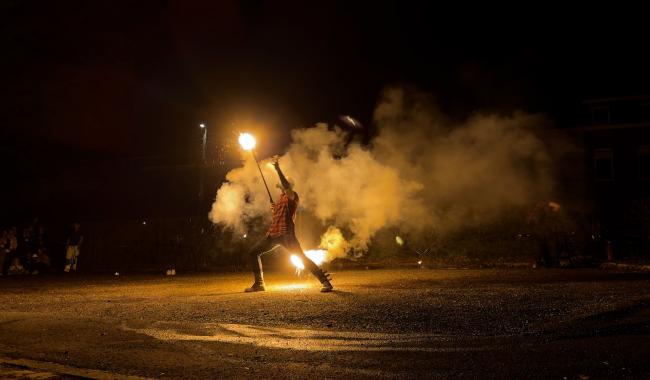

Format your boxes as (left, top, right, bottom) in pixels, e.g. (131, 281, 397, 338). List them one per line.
(271, 157, 296, 200)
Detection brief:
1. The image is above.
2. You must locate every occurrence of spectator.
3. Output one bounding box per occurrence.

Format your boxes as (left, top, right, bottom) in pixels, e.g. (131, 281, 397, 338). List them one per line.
(64, 222, 83, 272)
(17, 226, 36, 274)
(32, 225, 51, 274)
(0, 230, 7, 276)
(3, 227, 22, 275)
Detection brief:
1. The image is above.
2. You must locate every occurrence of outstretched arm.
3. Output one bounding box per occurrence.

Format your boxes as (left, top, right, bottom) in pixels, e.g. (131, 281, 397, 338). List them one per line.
(271, 157, 296, 200)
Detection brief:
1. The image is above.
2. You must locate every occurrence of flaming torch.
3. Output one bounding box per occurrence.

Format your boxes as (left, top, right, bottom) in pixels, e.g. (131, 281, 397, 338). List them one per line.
(290, 249, 327, 275)
(238, 133, 274, 204)
(290, 254, 305, 275)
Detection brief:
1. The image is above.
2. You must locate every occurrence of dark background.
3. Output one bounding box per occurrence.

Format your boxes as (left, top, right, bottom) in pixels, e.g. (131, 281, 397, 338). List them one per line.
(2, 1, 649, 222)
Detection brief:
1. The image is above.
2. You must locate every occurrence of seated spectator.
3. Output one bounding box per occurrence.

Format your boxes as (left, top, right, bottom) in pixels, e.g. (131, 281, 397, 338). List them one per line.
(32, 225, 51, 274)
(17, 226, 35, 275)
(0, 230, 7, 275)
(1, 227, 18, 276)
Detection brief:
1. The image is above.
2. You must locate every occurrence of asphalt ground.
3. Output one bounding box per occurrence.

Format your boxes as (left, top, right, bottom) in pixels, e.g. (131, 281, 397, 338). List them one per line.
(0, 268, 649, 379)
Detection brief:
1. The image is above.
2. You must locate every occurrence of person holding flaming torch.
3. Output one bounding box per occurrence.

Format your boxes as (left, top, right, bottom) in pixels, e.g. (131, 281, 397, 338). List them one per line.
(243, 155, 334, 293)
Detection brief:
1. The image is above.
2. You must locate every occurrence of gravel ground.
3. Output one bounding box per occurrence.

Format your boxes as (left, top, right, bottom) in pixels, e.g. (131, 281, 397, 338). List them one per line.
(0, 268, 649, 379)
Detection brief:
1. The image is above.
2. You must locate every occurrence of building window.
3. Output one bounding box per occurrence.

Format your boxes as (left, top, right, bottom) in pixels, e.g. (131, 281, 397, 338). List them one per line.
(592, 105, 610, 124)
(594, 148, 614, 181)
(638, 146, 650, 180)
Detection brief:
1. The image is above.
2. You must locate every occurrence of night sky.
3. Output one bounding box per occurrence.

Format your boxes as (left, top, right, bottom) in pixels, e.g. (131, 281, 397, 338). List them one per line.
(2, 1, 649, 220)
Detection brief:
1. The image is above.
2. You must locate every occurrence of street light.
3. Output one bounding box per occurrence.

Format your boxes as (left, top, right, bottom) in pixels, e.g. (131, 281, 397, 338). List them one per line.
(198, 123, 207, 204)
(199, 123, 207, 164)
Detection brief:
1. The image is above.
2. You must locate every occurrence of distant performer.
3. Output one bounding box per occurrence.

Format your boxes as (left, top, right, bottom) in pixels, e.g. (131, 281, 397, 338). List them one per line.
(245, 157, 333, 293)
(64, 222, 83, 272)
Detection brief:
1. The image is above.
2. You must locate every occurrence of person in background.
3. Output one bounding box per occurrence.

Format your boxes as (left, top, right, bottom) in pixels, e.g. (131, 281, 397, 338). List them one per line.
(2, 228, 18, 275)
(0, 230, 7, 276)
(16, 226, 34, 275)
(32, 225, 51, 274)
(64, 222, 83, 272)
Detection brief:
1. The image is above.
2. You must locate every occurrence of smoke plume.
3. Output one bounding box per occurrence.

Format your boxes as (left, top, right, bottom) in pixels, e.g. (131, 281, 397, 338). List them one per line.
(209, 87, 553, 258)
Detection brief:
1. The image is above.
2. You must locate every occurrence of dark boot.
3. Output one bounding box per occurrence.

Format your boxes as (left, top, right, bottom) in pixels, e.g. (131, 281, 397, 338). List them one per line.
(245, 270, 266, 292)
(311, 267, 333, 293)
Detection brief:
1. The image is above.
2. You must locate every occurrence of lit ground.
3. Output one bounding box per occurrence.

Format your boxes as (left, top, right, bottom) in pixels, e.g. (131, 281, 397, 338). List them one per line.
(0, 268, 649, 379)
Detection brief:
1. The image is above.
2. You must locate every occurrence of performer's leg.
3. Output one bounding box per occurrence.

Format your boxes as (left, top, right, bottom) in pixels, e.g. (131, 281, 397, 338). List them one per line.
(245, 236, 278, 292)
(283, 235, 333, 292)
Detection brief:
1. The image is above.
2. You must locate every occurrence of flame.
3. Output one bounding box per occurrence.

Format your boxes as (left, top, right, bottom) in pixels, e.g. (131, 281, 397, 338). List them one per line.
(238, 133, 256, 151)
(290, 254, 304, 271)
(290, 250, 327, 275)
(305, 249, 326, 266)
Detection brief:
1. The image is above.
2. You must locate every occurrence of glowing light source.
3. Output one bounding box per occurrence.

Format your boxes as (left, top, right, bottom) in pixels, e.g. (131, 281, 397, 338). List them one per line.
(340, 115, 363, 129)
(395, 236, 404, 246)
(548, 201, 561, 212)
(274, 284, 309, 291)
(238, 133, 256, 151)
(305, 249, 326, 266)
(290, 250, 327, 276)
(290, 255, 305, 275)
(199, 123, 206, 129)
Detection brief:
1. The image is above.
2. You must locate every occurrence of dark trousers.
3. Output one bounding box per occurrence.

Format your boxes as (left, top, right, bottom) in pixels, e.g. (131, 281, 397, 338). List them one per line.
(247, 234, 319, 279)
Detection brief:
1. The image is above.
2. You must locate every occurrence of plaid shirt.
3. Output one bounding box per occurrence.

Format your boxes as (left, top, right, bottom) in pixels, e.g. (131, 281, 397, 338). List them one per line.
(267, 192, 299, 237)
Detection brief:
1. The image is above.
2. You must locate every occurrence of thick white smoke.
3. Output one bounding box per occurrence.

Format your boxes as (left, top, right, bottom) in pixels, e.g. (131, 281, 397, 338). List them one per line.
(209, 87, 553, 258)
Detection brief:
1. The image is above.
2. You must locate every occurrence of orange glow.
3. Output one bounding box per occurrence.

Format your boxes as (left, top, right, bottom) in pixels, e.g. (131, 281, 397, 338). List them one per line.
(290, 254, 304, 270)
(305, 249, 326, 265)
(238, 133, 256, 151)
(273, 283, 310, 291)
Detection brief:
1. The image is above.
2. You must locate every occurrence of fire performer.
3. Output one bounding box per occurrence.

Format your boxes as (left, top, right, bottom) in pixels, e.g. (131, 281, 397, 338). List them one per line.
(245, 157, 333, 293)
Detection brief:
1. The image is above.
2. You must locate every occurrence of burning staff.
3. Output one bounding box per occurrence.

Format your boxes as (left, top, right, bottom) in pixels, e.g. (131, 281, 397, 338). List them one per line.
(238, 133, 273, 203)
(243, 155, 334, 293)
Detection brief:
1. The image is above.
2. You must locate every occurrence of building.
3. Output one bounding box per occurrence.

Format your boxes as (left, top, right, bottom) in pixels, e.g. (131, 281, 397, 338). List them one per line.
(570, 95, 650, 257)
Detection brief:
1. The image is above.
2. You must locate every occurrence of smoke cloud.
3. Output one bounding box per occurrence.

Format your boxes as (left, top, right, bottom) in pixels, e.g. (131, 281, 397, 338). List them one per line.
(209, 87, 553, 258)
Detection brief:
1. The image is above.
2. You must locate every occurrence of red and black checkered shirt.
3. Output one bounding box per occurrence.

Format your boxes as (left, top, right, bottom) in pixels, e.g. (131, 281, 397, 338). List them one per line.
(267, 192, 299, 237)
